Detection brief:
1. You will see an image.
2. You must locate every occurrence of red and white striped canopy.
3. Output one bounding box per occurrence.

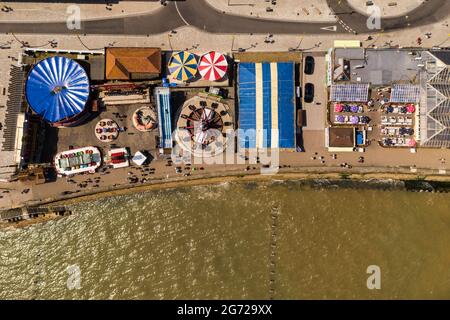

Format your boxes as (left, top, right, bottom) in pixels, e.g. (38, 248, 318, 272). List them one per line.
(198, 51, 228, 81)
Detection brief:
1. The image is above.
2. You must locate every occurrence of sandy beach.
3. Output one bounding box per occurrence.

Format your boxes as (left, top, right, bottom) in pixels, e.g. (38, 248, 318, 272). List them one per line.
(44, 170, 450, 207)
(2, 163, 450, 230)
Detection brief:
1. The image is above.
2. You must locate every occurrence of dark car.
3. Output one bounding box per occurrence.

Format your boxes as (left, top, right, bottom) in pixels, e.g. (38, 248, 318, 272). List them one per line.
(304, 56, 315, 75)
(304, 83, 314, 103)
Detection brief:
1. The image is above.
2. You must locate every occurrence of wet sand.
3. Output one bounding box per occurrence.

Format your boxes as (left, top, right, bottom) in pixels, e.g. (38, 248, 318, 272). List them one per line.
(26, 167, 450, 206)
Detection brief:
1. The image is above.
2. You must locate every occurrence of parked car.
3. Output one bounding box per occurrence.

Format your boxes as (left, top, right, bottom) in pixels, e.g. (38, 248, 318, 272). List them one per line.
(304, 56, 315, 75)
(304, 83, 314, 103)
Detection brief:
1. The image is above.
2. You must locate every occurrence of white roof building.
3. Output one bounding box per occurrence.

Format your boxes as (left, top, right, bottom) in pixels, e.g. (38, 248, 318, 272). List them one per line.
(419, 51, 450, 148)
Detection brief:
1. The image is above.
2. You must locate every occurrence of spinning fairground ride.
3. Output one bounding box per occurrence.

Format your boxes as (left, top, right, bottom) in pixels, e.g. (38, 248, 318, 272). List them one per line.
(175, 96, 234, 157)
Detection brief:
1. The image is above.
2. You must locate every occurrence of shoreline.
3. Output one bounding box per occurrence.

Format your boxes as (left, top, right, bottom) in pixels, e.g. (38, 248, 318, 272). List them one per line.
(2, 167, 450, 221)
(48, 173, 450, 208)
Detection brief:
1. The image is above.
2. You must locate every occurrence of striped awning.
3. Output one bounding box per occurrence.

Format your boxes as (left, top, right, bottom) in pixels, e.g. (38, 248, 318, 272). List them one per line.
(198, 51, 228, 81)
(168, 51, 198, 82)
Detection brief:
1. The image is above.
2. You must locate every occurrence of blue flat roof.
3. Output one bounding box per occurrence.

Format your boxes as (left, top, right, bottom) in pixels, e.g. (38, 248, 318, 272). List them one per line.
(155, 87, 173, 149)
(238, 62, 296, 148)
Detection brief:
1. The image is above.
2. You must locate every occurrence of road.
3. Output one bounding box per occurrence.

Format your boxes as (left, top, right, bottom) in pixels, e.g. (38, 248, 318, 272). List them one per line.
(327, 0, 450, 33)
(0, 0, 448, 35)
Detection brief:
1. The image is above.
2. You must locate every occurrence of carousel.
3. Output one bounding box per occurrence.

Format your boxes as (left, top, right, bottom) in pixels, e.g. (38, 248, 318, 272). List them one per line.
(175, 96, 233, 157)
(95, 119, 119, 142)
(132, 106, 158, 132)
(25, 56, 90, 127)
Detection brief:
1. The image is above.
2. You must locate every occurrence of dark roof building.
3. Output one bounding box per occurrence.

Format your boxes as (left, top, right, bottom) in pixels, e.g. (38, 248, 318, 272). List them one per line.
(328, 127, 355, 148)
(88, 55, 105, 81)
(331, 48, 420, 85)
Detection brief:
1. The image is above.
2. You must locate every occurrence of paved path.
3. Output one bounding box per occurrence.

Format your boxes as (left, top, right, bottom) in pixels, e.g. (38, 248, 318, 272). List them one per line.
(327, 0, 450, 34)
(0, 3, 183, 35)
(0, 0, 448, 36)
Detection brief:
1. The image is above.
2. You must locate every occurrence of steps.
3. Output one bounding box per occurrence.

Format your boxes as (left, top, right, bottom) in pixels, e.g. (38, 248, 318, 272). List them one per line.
(1, 66, 26, 152)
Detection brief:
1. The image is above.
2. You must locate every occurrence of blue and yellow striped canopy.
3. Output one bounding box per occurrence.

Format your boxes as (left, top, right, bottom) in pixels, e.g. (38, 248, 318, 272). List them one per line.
(168, 51, 198, 82)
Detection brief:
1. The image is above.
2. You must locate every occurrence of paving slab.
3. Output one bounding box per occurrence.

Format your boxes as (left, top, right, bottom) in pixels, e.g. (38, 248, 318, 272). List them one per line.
(0, 1, 163, 22)
(347, 0, 425, 18)
(205, 0, 336, 22)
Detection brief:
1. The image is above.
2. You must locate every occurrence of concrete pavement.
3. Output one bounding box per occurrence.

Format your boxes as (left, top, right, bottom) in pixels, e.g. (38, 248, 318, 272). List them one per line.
(327, 0, 450, 33)
(347, 0, 424, 18)
(0, 1, 162, 23)
(204, 0, 335, 22)
(0, 0, 448, 35)
(0, 2, 184, 35)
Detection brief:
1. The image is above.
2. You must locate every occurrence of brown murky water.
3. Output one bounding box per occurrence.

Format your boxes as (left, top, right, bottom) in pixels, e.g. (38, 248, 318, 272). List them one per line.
(1, 181, 449, 299)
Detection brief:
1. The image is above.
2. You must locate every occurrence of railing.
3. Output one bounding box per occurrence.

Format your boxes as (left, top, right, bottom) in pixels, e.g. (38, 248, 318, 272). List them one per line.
(0, 206, 71, 222)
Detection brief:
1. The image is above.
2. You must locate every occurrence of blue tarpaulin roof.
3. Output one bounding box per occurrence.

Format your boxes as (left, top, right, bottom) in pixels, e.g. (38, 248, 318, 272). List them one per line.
(238, 62, 296, 148)
(25, 56, 90, 123)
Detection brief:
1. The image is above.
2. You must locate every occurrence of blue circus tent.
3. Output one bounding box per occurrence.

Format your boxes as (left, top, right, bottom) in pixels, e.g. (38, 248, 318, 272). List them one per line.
(25, 56, 90, 123)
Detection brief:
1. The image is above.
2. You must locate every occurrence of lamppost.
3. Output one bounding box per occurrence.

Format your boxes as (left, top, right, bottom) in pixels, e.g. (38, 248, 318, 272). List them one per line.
(288, 37, 304, 52)
(227, 0, 254, 7)
(329, 10, 355, 15)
